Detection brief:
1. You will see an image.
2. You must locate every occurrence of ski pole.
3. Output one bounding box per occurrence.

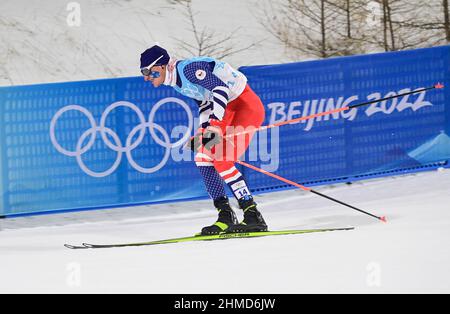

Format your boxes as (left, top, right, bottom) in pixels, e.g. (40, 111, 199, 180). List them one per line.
(226, 83, 445, 138)
(235, 160, 387, 223)
(220, 83, 445, 220)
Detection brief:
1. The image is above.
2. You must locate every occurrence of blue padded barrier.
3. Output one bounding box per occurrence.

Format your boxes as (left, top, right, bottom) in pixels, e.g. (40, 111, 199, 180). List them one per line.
(239, 46, 450, 192)
(0, 46, 449, 217)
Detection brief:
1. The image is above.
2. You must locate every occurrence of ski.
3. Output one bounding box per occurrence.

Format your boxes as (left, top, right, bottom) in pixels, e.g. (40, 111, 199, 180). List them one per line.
(64, 227, 354, 249)
(64, 244, 89, 250)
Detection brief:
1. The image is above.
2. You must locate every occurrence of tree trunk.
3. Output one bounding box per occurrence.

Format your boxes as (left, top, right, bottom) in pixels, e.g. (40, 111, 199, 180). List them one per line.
(382, 0, 389, 51)
(346, 0, 351, 38)
(321, 0, 327, 57)
(444, 0, 450, 42)
(386, 0, 396, 50)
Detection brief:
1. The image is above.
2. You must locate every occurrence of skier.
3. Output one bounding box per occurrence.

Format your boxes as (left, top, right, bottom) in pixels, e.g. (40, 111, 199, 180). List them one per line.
(140, 45, 267, 235)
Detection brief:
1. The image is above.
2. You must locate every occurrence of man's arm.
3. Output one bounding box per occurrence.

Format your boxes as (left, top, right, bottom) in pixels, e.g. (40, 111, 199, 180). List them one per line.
(196, 100, 213, 129)
(183, 61, 231, 128)
(186, 99, 221, 152)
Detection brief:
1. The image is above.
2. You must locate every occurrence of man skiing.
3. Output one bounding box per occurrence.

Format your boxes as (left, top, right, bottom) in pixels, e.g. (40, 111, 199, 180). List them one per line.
(140, 45, 267, 235)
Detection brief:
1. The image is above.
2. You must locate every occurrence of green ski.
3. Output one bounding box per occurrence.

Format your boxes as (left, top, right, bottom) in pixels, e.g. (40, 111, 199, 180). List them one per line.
(64, 227, 354, 249)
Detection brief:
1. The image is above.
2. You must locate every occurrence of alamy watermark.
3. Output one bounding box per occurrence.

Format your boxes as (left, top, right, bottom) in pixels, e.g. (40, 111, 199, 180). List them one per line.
(67, 2, 81, 27)
(50, 99, 281, 178)
(366, 1, 383, 28)
(366, 261, 382, 288)
(66, 262, 82, 288)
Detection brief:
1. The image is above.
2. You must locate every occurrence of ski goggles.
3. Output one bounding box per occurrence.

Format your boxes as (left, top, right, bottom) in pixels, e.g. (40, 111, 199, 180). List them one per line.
(140, 67, 161, 78)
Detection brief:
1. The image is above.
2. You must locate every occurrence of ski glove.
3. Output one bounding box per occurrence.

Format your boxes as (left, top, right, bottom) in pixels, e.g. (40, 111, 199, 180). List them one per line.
(186, 126, 223, 152)
(202, 126, 223, 150)
(187, 130, 204, 152)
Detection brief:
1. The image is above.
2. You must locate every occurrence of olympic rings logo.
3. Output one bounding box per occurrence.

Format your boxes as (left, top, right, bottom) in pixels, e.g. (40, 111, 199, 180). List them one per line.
(50, 97, 193, 178)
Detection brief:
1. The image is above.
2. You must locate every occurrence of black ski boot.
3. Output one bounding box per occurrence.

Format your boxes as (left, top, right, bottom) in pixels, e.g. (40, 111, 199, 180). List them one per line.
(229, 196, 268, 233)
(201, 197, 238, 235)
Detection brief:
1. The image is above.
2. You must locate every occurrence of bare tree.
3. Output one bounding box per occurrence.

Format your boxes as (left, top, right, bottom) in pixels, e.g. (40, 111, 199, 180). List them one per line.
(354, 0, 403, 52)
(258, 0, 376, 59)
(354, 0, 445, 52)
(260, 0, 343, 58)
(325, 0, 375, 54)
(379, 0, 449, 39)
(398, 0, 450, 44)
(172, 0, 261, 59)
(389, 0, 448, 49)
(344, 0, 352, 38)
(259, 0, 448, 61)
(444, 0, 450, 42)
(384, 0, 396, 50)
(324, 0, 366, 39)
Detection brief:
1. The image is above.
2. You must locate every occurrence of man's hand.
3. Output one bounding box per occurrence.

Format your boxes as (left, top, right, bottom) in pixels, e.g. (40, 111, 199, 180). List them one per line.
(186, 131, 203, 152)
(185, 126, 223, 152)
(202, 126, 223, 150)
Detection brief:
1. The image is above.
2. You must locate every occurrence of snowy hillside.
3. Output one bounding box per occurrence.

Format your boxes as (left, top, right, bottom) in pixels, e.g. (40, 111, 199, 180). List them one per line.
(1, 169, 449, 293)
(0, 0, 288, 86)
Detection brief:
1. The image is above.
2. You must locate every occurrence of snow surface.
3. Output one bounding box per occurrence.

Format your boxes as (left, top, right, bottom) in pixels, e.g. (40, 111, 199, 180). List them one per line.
(1, 168, 450, 294)
(1, 0, 449, 294)
(0, 0, 287, 87)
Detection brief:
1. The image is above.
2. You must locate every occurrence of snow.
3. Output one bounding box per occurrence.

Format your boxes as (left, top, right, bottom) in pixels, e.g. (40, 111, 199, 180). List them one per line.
(1, 168, 450, 293)
(1, 0, 449, 294)
(0, 0, 287, 87)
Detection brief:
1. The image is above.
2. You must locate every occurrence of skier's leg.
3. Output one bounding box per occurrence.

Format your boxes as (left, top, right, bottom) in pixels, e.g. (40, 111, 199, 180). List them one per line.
(195, 153, 238, 235)
(212, 140, 267, 232)
(219, 84, 265, 198)
(213, 85, 268, 232)
(195, 153, 227, 201)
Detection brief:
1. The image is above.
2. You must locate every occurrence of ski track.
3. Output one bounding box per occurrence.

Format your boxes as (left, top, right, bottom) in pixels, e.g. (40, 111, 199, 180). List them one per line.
(1, 169, 450, 293)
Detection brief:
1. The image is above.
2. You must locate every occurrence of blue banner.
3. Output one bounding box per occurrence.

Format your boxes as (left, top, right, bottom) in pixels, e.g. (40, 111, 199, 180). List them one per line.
(0, 78, 208, 217)
(0, 46, 449, 217)
(239, 45, 450, 191)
